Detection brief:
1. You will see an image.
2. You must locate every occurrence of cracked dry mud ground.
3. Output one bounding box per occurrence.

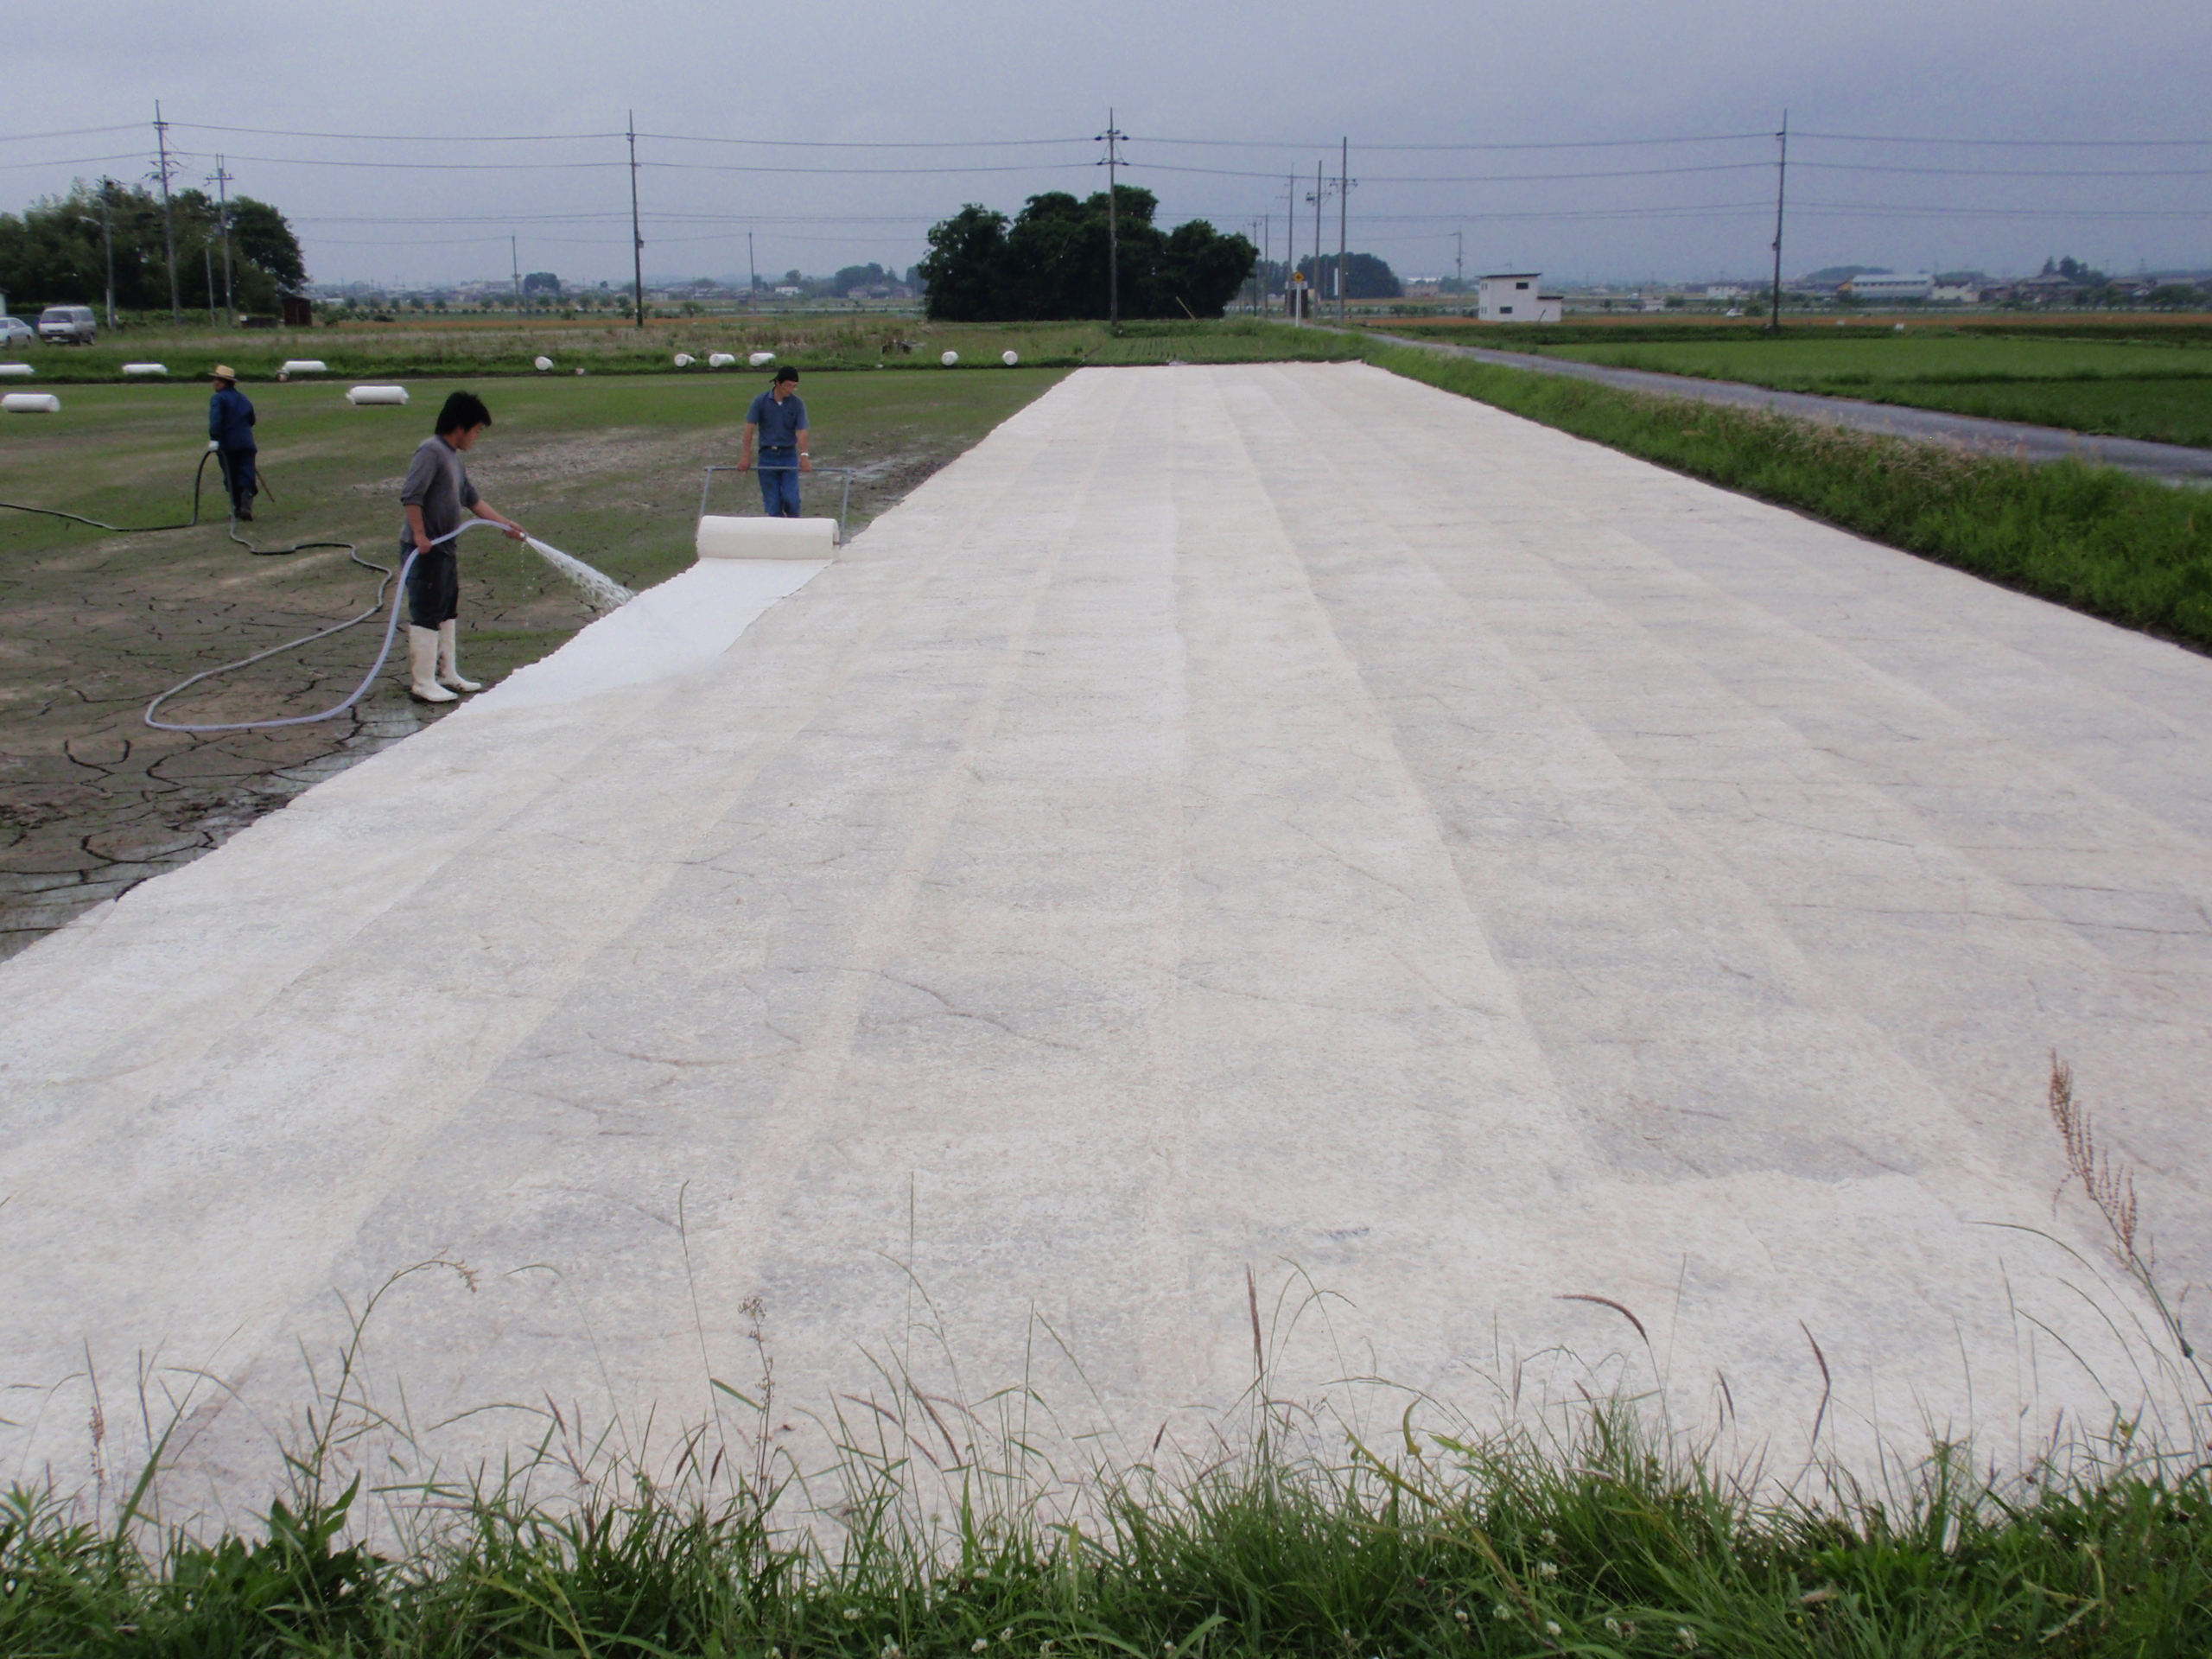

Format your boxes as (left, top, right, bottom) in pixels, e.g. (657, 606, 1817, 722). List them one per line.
(0, 371, 1061, 959)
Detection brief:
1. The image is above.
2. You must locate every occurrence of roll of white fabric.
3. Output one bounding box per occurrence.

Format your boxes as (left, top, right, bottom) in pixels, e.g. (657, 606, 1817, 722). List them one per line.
(3, 392, 62, 413)
(346, 385, 410, 406)
(694, 514, 838, 560)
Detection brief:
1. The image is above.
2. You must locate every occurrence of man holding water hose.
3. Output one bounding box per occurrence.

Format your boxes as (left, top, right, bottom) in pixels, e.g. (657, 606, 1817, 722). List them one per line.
(207, 366, 257, 521)
(400, 391, 525, 702)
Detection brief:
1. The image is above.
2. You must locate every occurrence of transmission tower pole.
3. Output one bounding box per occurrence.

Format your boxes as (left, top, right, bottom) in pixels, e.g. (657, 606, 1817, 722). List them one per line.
(1768, 110, 1788, 333)
(1096, 111, 1125, 327)
(629, 111, 646, 328)
(210, 157, 235, 323)
(153, 102, 181, 323)
(1336, 137, 1351, 324)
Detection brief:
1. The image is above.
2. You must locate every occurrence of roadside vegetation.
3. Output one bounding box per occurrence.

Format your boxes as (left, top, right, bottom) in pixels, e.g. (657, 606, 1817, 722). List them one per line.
(1367, 322, 2212, 448)
(1364, 343, 2212, 652)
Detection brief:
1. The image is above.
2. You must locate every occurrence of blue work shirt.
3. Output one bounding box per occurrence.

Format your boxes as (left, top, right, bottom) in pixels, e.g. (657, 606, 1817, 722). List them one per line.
(746, 389, 807, 454)
(207, 385, 257, 451)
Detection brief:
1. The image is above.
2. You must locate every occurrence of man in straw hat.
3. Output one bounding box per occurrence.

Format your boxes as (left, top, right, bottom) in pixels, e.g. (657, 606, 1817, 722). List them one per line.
(207, 365, 257, 522)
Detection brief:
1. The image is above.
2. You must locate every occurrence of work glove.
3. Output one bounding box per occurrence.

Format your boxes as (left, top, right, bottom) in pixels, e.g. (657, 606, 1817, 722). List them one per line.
(208, 440, 220, 452)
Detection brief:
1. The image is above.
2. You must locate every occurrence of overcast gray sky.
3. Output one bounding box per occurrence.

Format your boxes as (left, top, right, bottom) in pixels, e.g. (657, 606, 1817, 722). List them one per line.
(9, 0, 2209, 289)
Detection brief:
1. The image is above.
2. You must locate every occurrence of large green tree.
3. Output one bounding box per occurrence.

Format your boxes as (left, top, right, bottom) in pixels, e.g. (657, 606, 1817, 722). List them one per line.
(0, 180, 305, 316)
(919, 188, 1255, 321)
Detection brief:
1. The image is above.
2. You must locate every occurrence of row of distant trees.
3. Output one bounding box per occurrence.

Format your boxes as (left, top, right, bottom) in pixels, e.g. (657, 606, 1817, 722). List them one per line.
(0, 181, 306, 317)
(919, 188, 1256, 321)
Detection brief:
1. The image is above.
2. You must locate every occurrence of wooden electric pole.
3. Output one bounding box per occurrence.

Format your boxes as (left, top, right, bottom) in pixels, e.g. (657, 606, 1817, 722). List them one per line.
(1768, 110, 1789, 333)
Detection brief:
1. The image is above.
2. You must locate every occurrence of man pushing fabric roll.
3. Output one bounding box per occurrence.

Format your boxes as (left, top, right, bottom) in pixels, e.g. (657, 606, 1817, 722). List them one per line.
(398, 391, 526, 702)
(739, 365, 810, 517)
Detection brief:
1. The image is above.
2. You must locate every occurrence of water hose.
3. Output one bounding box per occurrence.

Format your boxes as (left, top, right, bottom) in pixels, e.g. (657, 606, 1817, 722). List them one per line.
(3, 452, 632, 734)
(146, 520, 627, 734)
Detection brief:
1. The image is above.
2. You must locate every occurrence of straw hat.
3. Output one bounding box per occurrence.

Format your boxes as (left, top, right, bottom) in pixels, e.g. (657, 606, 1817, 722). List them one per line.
(212, 365, 237, 383)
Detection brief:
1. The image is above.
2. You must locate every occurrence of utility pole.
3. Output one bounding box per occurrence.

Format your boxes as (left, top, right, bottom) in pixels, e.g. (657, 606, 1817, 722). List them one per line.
(1285, 177, 1300, 321)
(1305, 162, 1338, 321)
(1454, 228, 1464, 295)
(1336, 137, 1351, 324)
(511, 234, 523, 312)
(153, 102, 181, 324)
(94, 180, 117, 328)
(203, 245, 217, 324)
(1096, 110, 1125, 327)
(1768, 109, 1789, 333)
(209, 157, 235, 323)
(1262, 213, 1270, 314)
(747, 230, 756, 302)
(628, 110, 645, 328)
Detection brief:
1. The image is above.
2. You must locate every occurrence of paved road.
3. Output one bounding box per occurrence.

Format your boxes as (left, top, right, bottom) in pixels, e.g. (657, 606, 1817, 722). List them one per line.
(4, 364, 2206, 1516)
(1370, 331, 2212, 484)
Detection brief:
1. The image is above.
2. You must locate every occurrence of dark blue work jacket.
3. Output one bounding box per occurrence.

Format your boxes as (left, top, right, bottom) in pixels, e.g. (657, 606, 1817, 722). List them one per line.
(208, 385, 257, 451)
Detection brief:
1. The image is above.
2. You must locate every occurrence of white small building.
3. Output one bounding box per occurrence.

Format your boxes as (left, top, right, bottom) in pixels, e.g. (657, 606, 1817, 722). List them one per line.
(1841, 272, 1935, 302)
(1705, 284, 1748, 301)
(1929, 283, 1981, 304)
(1478, 272, 1561, 322)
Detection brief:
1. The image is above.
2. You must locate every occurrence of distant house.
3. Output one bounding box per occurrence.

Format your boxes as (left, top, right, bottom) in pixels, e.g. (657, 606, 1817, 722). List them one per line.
(1929, 283, 1980, 304)
(1704, 284, 1748, 301)
(1478, 272, 1561, 322)
(2013, 272, 2082, 305)
(774, 284, 804, 297)
(1840, 272, 1935, 302)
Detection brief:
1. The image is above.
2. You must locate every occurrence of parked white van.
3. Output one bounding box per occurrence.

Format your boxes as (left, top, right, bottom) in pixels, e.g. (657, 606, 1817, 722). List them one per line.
(36, 305, 98, 345)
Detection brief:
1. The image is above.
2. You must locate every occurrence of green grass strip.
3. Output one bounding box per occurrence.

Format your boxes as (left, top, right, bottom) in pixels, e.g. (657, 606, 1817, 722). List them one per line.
(1363, 344, 2212, 652)
(5, 1409, 2208, 1656)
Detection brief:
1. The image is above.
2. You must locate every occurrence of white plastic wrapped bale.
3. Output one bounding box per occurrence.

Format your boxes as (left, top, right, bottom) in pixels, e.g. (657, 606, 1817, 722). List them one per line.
(0, 364, 33, 378)
(534, 356, 554, 371)
(279, 359, 327, 375)
(673, 353, 696, 367)
(709, 353, 736, 368)
(747, 351, 774, 367)
(346, 385, 410, 406)
(3, 392, 61, 413)
(940, 351, 959, 366)
(121, 363, 168, 377)
(1002, 350, 1020, 365)
(695, 515, 839, 560)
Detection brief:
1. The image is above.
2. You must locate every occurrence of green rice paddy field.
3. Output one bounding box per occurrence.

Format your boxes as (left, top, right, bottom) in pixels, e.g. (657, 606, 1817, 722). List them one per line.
(1382, 327, 2212, 448)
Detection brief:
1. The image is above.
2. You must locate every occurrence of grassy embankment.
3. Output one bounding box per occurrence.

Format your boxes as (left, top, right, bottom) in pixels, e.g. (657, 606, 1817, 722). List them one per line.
(1362, 342, 2212, 652)
(1, 318, 1363, 385)
(1369, 322, 2212, 449)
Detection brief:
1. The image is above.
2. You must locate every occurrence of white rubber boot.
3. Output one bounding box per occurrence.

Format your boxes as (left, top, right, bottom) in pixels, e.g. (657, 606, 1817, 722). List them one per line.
(435, 620, 482, 693)
(409, 626, 457, 702)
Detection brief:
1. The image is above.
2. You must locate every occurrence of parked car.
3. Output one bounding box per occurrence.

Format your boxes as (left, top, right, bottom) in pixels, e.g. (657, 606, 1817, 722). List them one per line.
(36, 305, 97, 345)
(0, 316, 35, 346)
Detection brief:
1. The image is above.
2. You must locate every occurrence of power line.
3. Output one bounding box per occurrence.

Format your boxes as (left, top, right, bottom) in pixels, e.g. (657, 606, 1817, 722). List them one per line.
(1129, 131, 1772, 149)
(1797, 130, 2212, 146)
(0, 124, 146, 144)
(1134, 159, 1775, 183)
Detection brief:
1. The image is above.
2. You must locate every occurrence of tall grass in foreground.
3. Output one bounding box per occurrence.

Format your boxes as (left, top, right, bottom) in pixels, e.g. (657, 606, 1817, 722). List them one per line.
(5, 1065, 2208, 1657)
(1364, 345, 2212, 652)
(5, 1382, 2206, 1656)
